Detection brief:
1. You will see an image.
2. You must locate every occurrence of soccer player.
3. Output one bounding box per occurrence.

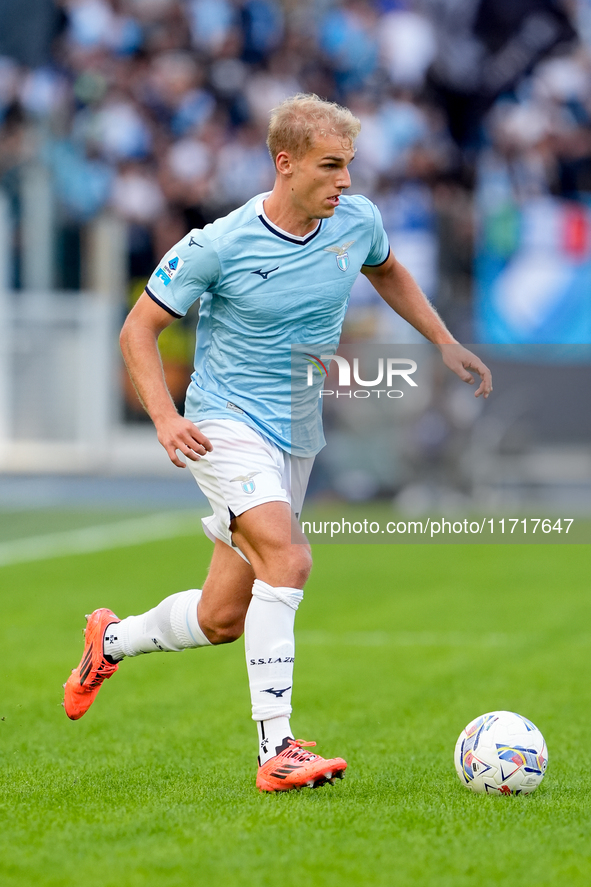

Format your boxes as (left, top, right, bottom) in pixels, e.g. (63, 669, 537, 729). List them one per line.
(63, 94, 492, 792)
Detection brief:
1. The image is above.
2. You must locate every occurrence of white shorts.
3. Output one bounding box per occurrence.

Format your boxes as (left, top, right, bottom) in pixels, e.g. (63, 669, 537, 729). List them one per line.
(187, 418, 314, 558)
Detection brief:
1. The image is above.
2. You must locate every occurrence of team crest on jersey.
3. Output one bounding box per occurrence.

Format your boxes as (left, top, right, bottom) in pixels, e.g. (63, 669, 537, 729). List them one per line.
(230, 470, 261, 494)
(324, 240, 355, 272)
(155, 252, 184, 287)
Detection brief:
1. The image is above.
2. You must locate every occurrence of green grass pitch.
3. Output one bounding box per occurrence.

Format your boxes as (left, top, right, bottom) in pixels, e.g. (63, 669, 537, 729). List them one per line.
(1, 514, 591, 886)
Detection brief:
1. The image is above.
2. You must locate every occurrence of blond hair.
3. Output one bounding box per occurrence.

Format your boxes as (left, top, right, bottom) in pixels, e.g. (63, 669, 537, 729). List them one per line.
(266, 93, 361, 162)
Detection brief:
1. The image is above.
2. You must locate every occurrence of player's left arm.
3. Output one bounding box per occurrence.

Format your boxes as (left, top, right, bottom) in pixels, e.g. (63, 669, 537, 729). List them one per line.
(362, 253, 492, 398)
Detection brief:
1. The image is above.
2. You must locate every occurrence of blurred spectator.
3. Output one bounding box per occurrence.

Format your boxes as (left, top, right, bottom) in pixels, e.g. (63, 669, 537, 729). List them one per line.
(110, 159, 165, 224)
(244, 52, 302, 126)
(210, 122, 274, 208)
(146, 51, 214, 135)
(0, 0, 64, 68)
(44, 137, 113, 219)
(186, 0, 237, 54)
(241, 0, 285, 64)
(319, 0, 380, 94)
(378, 6, 436, 89)
(64, 0, 143, 55)
(75, 89, 153, 161)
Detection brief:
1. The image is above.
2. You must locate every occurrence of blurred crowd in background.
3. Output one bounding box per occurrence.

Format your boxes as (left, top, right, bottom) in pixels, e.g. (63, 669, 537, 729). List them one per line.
(0, 0, 590, 507)
(1, 1, 587, 323)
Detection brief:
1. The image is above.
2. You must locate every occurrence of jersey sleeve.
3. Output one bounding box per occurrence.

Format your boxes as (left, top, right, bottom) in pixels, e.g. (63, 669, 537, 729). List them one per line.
(362, 201, 391, 267)
(146, 229, 221, 318)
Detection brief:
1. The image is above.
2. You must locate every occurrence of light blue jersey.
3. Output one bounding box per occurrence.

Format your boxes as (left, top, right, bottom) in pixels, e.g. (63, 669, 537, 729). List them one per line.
(146, 192, 390, 457)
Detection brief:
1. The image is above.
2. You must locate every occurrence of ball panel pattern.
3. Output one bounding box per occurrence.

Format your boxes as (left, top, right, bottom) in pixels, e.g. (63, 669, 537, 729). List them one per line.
(454, 711, 548, 795)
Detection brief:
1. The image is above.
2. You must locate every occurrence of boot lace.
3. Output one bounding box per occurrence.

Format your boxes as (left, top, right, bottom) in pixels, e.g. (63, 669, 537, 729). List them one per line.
(282, 739, 319, 764)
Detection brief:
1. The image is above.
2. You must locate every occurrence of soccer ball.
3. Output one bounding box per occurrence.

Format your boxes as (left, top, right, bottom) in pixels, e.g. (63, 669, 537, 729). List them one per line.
(454, 710, 548, 795)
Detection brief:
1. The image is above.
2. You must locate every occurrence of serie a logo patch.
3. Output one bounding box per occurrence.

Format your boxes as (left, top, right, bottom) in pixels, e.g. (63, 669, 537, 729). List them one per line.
(155, 252, 184, 287)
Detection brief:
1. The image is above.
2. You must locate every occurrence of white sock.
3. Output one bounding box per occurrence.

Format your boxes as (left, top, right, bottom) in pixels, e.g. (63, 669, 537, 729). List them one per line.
(257, 717, 294, 765)
(103, 589, 212, 660)
(245, 579, 303, 761)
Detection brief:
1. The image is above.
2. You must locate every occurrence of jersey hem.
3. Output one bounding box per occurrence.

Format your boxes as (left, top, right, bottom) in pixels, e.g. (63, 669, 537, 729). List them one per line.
(146, 286, 184, 318)
(185, 408, 324, 459)
(187, 408, 287, 450)
(362, 245, 391, 268)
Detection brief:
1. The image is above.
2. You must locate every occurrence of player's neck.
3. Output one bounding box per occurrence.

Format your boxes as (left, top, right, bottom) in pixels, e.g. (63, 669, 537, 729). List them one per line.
(263, 192, 320, 238)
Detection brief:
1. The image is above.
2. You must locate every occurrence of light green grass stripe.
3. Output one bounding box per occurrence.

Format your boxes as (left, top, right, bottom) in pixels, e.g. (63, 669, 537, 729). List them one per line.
(298, 629, 522, 646)
(0, 511, 204, 566)
(299, 629, 591, 647)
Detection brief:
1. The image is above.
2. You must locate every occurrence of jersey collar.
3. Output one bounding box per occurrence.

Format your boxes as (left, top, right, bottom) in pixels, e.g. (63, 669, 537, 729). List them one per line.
(255, 195, 323, 245)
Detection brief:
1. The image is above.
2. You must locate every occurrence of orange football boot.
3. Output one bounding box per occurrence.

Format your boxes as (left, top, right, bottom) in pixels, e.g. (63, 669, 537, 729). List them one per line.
(63, 608, 120, 720)
(256, 739, 347, 792)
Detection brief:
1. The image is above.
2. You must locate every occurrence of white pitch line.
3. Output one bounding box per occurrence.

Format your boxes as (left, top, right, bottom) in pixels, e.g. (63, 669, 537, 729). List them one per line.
(0, 511, 205, 567)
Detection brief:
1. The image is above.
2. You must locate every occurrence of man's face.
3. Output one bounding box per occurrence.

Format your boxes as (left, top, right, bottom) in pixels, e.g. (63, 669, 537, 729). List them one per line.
(283, 133, 355, 220)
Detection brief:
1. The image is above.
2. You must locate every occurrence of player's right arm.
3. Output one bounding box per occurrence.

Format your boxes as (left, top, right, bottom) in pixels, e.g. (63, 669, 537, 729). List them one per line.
(120, 292, 212, 468)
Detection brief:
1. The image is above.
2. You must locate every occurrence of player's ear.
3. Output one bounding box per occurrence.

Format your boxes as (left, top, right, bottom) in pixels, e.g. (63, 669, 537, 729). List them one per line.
(275, 151, 293, 176)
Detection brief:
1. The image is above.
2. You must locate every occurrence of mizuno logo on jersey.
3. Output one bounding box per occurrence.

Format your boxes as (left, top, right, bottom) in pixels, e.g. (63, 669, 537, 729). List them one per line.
(188, 236, 203, 247)
(251, 266, 279, 280)
(324, 240, 355, 272)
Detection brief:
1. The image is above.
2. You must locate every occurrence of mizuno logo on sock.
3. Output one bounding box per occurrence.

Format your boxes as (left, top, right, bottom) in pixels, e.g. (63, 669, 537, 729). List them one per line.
(262, 686, 291, 698)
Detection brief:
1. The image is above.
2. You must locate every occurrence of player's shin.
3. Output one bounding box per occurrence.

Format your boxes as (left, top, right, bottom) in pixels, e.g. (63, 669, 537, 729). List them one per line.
(245, 579, 303, 763)
(103, 589, 212, 660)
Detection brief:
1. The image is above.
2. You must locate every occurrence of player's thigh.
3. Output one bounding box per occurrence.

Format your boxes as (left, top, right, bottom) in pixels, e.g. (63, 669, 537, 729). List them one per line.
(231, 501, 312, 587)
(199, 538, 255, 638)
(188, 418, 286, 558)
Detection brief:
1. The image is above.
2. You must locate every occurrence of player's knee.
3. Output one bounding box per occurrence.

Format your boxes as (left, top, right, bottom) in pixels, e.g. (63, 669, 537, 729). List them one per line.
(211, 623, 244, 644)
(283, 544, 312, 588)
(202, 619, 244, 645)
(199, 610, 245, 645)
